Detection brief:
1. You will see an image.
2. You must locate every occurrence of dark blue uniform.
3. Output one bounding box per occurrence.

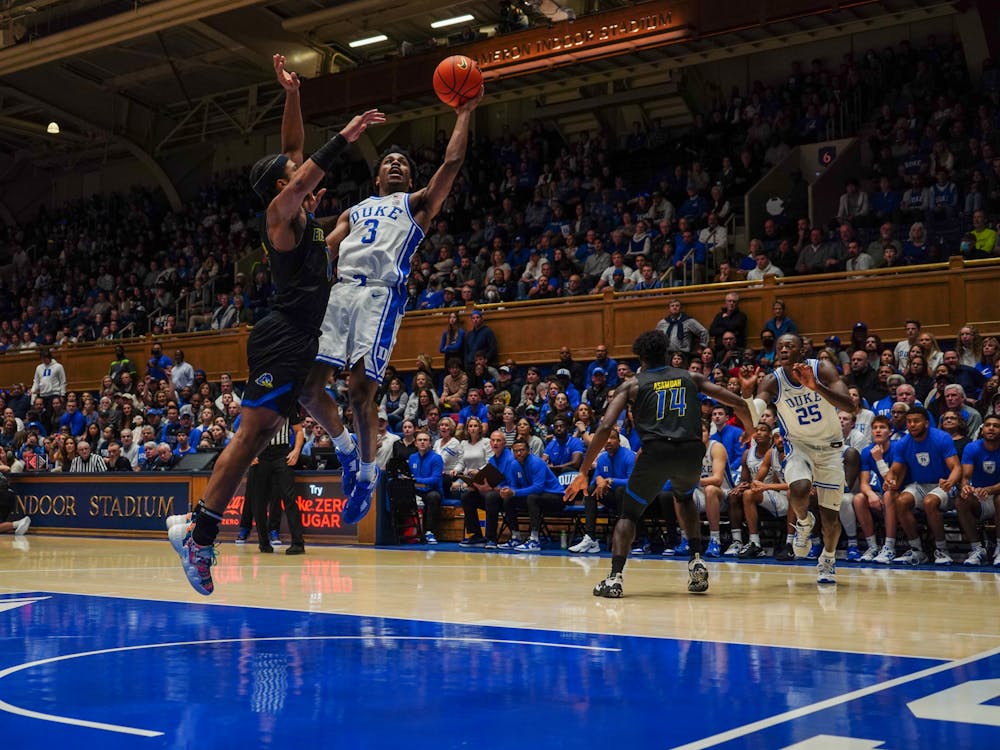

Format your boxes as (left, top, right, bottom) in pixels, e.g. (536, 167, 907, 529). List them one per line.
(242, 217, 333, 416)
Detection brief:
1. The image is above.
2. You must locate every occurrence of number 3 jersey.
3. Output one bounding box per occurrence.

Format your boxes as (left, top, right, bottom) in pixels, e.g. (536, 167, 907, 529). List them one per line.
(773, 360, 841, 445)
(633, 366, 702, 442)
(336, 192, 424, 289)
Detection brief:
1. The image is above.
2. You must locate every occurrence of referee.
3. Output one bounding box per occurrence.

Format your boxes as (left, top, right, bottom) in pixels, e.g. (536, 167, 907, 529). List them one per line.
(247, 415, 306, 554)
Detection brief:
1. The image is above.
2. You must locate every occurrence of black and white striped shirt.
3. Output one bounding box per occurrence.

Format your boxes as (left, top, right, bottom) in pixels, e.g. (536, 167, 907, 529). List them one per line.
(70, 454, 108, 473)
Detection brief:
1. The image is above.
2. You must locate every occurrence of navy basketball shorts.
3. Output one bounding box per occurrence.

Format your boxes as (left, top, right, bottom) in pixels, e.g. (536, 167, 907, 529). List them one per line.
(242, 313, 319, 418)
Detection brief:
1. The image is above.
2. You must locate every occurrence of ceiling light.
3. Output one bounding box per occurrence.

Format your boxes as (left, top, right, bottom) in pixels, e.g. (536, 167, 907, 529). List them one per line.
(348, 34, 388, 48)
(46, 121, 59, 134)
(431, 15, 475, 29)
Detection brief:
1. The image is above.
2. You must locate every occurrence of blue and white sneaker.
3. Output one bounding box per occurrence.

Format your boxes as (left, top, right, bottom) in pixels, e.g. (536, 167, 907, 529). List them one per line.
(816, 555, 837, 585)
(514, 539, 541, 553)
(704, 538, 721, 558)
(269, 530, 282, 546)
(484, 539, 498, 549)
(336, 440, 360, 498)
(235, 528, 248, 545)
(631, 541, 650, 555)
(424, 531, 438, 545)
(343, 466, 379, 525)
(663, 537, 690, 556)
(846, 544, 861, 562)
(497, 539, 521, 550)
(807, 538, 823, 560)
(168, 523, 216, 596)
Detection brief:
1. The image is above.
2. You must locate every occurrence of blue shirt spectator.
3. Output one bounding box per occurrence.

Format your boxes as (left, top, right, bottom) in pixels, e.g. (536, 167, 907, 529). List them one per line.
(892, 426, 956, 483)
(409, 445, 444, 496)
(505, 452, 564, 497)
(594, 441, 637, 489)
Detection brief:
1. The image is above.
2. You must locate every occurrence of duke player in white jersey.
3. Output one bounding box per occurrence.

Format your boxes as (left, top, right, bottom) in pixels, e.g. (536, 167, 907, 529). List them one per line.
(755, 334, 856, 583)
(299, 86, 484, 524)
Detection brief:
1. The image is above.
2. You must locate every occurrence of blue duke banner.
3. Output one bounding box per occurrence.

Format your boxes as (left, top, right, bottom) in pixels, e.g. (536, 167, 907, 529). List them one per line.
(14, 480, 189, 532)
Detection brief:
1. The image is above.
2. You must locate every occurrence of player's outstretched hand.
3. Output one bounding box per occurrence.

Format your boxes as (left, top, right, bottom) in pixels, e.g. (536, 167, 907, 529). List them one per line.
(564, 472, 588, 504)
(792, 362, 818, 390)
(455, 86, 485, 113)
(340, 109, 386, 142)
(273, 54, 300, 92)
(302, 188, 326, 214)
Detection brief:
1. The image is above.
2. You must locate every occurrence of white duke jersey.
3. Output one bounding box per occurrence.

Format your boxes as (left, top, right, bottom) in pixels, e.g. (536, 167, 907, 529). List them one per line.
(702, 444, 734, 492)
(336, 192, 424, 288)
(773, 360, 842, 445)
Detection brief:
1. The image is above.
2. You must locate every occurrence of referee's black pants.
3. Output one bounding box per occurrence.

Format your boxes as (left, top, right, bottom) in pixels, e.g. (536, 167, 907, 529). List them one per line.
(247, 446, 304, 546)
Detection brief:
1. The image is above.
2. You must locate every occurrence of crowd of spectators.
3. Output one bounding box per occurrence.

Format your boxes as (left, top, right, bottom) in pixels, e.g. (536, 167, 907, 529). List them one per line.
(0, 37, 995, 359)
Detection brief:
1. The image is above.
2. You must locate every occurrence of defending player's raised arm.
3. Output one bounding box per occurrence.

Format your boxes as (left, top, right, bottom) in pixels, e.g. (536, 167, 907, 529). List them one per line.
(274, 54, 305, 166)
(564, 378, 636, 502)
(411, 87, 484, 228)
(692, 372, 754, 433)
(268, 109, 385, 234)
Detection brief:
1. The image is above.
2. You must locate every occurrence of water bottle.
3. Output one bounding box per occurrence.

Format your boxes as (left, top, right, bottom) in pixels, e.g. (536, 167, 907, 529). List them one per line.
(560, 530, 568, 549)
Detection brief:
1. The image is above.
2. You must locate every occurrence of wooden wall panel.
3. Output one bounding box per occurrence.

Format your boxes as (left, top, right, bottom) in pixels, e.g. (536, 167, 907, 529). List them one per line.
(0, 261, 996, 392)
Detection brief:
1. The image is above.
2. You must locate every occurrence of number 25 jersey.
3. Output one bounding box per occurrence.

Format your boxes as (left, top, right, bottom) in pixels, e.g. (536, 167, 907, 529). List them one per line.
(773, 360, 841, 444)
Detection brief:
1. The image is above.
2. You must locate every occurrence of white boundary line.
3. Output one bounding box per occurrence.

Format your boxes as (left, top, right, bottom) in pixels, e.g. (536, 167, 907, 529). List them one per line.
(671, 644, 1000, 750)
(0, 635, 618, 736)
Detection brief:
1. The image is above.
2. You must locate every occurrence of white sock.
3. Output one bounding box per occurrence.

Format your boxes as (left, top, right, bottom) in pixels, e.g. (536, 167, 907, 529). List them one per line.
(847, 537, 857, 547)
(710, 530, 720, 542)
(909, 538, 922, 551)
(332, 429, 355, 454)
(885, 537, 895, 549)
(935, 540, 947, 552)
(731, 530, 743, 543)
(357, 460, 376, 482)
(971, 541, 984, 551)
(866, 535, 877, 550)
(530, 531, 539, 542)
(750, 533, 761, 546)
(511, 531, 522, 541)
(820, 551, 836, 563)
(785, 533, 794, 544)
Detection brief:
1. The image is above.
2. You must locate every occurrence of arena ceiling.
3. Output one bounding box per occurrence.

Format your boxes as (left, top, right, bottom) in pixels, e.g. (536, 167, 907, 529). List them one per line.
(0, 0, 961, 175)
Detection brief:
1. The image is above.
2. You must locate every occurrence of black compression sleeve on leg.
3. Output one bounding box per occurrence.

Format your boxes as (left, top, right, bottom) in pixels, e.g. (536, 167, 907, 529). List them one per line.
(310, 133, 348, 173)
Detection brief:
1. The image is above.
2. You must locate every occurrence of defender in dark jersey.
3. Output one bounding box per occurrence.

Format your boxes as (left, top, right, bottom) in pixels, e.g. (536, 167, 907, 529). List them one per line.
(565, 330, 753, 597)
(168, 53, 385, 596)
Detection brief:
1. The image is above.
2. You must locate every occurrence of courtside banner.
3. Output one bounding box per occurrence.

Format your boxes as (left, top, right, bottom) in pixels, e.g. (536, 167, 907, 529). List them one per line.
(13, 477, 189, 531)
(219, 473, 355, 540)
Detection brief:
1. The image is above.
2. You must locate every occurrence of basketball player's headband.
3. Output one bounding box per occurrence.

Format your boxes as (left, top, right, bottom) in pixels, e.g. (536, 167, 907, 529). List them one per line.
(252, 154, 289, 200)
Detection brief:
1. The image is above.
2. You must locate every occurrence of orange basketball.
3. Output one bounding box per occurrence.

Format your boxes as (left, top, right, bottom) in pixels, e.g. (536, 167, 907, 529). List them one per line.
(433, 55, 482, 107)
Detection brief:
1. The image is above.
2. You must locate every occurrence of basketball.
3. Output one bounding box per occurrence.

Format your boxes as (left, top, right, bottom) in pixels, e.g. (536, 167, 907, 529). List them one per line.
(433, 55, 482, 107)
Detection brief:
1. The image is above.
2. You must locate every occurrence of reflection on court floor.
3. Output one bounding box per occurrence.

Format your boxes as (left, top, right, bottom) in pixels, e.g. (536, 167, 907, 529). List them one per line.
(3, 590, 999, 749)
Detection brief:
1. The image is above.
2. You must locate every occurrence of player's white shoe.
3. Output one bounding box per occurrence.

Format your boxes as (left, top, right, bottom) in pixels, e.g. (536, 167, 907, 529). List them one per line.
(792, 511, 815, 558)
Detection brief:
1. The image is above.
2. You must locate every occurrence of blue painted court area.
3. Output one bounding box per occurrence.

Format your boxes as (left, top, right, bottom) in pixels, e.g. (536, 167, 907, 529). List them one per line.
(1, 593, 998, 749)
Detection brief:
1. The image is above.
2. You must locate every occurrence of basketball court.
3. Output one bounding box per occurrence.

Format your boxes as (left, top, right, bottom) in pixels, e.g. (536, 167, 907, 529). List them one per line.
(2, 536, 1000, 748)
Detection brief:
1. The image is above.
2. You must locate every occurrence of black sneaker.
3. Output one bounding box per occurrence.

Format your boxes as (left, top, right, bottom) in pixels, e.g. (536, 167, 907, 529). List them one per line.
(593, 574, 623, 598)
(259, 542, 273, 553)
(738, 541, 767, 559)
(459, 535, 487, 547)
(688, 555, 709, 593)
(774, 543, 795, 561)
(285, 543, 305, 555)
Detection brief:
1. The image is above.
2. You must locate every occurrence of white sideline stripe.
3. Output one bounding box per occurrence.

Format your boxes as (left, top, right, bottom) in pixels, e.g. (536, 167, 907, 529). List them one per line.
(0, 635, 619, 736)
(671, 644, 1000, 750)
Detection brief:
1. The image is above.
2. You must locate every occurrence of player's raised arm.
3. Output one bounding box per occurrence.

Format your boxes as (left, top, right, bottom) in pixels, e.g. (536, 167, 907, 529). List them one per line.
(274, 53, 305, 166)
(411, 87, 484, 228)
(266, 109, 385, 238)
